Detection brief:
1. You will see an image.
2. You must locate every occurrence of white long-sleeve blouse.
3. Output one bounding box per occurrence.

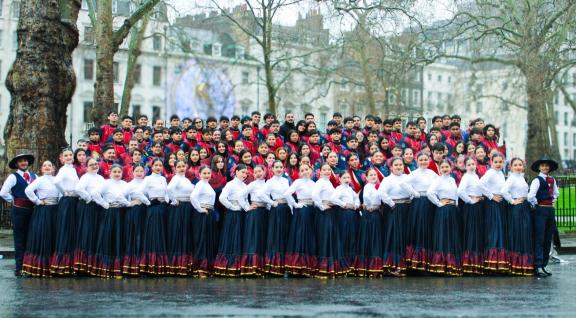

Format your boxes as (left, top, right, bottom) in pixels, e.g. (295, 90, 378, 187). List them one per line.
(501, 172, 529, 204)
(330, 184, 360, 209)
(406, 167, 437, 193)
(283, 177, 316, 209)
(53, 164, 79, 194)
(25, 175, 60, 205)
(167, 173, 195, 203)
(219, 178, 250, 211)
(426, 174, 458, 207)
(457, 172, 483, 204)
(312, 177, 335, 210)
(479, 168, 506, 200)
(75, 172, 105, 203)
(190, 179, 216, 212)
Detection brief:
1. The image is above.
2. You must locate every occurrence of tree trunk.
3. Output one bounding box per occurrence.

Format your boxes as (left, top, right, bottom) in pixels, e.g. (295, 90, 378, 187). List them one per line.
(91, 0, 114, 127)
(524, 71, 560, 176)
(119, 13, 150, 117)
(262, 14, 276, 115)
(2, 0, 80, 174)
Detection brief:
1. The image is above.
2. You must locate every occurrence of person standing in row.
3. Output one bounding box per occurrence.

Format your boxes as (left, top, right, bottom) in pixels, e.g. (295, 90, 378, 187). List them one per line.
(528, 155, 559, 278)
(0, 153, 37, 277)
(427, 159, 462, 276)
(91, 164, 129, 278)
(263, 161, 291, 276)
(166, 160, 195, 276)
(73, 157, 103, 275)
(22, 161, 59, 277)
(214, 164, 251, 276)
(190, 166, 218, 277)
(501, 158, 533, 276)
(479, 154, 509, 273)
(379, 157, 418, 276)
(284, 164, 317, 277)
(330, 171, 360, 269)
(458, 157, 484, 274)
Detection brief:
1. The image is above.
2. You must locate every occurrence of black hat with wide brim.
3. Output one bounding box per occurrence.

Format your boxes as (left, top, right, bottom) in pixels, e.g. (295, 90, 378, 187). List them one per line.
(530, 155, 558, 173)
(8, 153, 35, 169)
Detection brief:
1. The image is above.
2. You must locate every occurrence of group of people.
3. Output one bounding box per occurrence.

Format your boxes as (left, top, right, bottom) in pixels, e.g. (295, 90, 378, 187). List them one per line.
(0, 110, 559, 278)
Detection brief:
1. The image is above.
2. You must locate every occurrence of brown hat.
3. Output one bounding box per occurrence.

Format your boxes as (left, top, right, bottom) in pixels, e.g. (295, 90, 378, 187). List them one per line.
(8, 153, 35, 169)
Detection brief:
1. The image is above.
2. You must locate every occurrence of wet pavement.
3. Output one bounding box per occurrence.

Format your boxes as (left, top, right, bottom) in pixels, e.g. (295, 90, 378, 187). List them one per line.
(1, 258, 575, 317)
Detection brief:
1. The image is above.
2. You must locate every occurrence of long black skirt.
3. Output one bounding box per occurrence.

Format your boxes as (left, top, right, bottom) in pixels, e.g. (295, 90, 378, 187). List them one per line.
(191, 209, 218, 277)
(508, 201, 534, 276)
(239, 206, 268, 276)
(213, 209, 244, 276)
(337, 207, 359, 267)
(405, 197, 435, 271)
(353, 208, 384, 277)
(383, 202, 410, 274)
(285, 205, 317, 277)
(483, 199, 510, 272)
(429, 204, 462, 276)
(73, 199, 102, 274)
(166, 202, 194, 276)
(139, 203, 170, 275)
(22, 204, 58, 277)
(462, 201, 485, 275)
(51, 196, 79, 275)
(264, 203, 292, 276)
(316, 208, 348, 277)
(91, 207, 125, 278)
(122, 204, 147, 276)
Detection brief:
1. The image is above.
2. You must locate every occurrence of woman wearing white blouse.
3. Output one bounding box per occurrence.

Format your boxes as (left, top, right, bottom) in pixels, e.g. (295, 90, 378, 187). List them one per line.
(138, 159, 171, 275)
(22, 161, 59, 277)
(50, 149, 80, 276)
(405, 153, 438, 272)
(166, 160, 195, 276)
(458, 157, 485, 275)
(331, 171, 360, 270)
(263, 161, 292, 276)
(214, 164, 252, 277)
(122, 164, 150, 276)
(478, 154, 510, 273)
(354, 169, 384, 277)
(501, 158, 534, 276)
(69, 157, 104, 275)
(379, 157, 418, 276)
(284, 164, 318, 277)
(190, 166, 218, 277)
(90, 164, 129, 278)
(239, 165, 274, 276)
(313, 164, 347, 278)
(427, 159, 463, 276)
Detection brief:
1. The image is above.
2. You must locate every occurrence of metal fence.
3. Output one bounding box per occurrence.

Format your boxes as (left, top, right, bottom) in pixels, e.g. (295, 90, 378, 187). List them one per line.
(0, 201, 11, 228)
(556, 176, 576, 229)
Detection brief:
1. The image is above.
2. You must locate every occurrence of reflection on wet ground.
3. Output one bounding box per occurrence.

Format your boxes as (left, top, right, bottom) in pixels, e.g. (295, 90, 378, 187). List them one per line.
(1, 258, 575, 317)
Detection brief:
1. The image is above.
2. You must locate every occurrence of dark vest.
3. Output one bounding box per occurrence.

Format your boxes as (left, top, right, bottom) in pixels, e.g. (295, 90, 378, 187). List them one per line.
(535, 176, 554, 205)
(11, 171, 37, 199)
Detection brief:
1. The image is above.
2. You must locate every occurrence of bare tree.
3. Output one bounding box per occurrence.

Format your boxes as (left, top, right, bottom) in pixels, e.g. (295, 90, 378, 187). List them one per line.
(87, 0, 161, 126)
(3, 0, 81, 173)
(435, 0, 576, 166)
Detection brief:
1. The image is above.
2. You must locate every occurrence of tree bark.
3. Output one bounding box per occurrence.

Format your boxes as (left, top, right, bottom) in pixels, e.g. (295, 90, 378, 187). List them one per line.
(119, 13, 150, 117)
(91, 0, 115, 127)
(2, 0, 80, 174)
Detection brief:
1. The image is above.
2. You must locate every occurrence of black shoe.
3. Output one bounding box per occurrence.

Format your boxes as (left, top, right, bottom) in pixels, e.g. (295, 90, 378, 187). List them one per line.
(14, 270, 22, 277)
(542, 268, 552, 276)
(535, 268, 548, 278)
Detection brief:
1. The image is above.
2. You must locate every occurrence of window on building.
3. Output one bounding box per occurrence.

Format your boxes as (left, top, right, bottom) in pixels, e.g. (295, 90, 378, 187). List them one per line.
(84, 26, 94, 44)
(83, 101, 93, 123)
(437, 92, 442, 105)
(11, 1, 19, 19)
(0, 30, 3, 48)
(84, 59, 94, 80)
(113, 0, 131, 16)
(564, 112, 569, 126)
(555, 111, 559, 124)
(12, 31, 17, 50)
(447, 76, 452, 83)
(320, 112, 327, 129)
(113, 62, 119, 83)
(573, 133, 576, 146)
(565, 149, 569, 158)
(153, 34, 162, 51)
(565, 132, 569, 146)
(242, 71, 249, 84)
(476, 101, 482, 113)
(132, 104, 141, 119)
(0, 0, 3, 16)
(437, 74, 442, 82)
(153, 66, 162, 86)
(212, 43, 222, 57)
(152, 105, 161, 122)
(427, 73, 432, 81)
(413, 90, 420, 106)
(465, 103, 471, 112)
(134, 64, 141, 85)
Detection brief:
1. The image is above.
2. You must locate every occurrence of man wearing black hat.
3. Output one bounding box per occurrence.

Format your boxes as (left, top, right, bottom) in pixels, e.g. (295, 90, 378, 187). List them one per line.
(0, 153, 37, 276)
(527, 155, 559, 278)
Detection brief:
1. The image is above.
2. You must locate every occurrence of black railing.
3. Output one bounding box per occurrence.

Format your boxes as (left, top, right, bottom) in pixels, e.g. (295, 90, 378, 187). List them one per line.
(0, 201, 11, 229)
(556, 176, 576, 229)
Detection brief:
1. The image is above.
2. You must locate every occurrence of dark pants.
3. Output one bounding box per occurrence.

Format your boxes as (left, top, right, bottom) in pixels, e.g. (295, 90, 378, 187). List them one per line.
(534, 206, 555, 268)
(11, 207, 33, 272)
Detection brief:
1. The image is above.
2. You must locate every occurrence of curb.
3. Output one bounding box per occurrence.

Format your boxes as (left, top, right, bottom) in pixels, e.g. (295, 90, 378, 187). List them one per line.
(0, 250, 14, 259)
(560, 247, 576, 254)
